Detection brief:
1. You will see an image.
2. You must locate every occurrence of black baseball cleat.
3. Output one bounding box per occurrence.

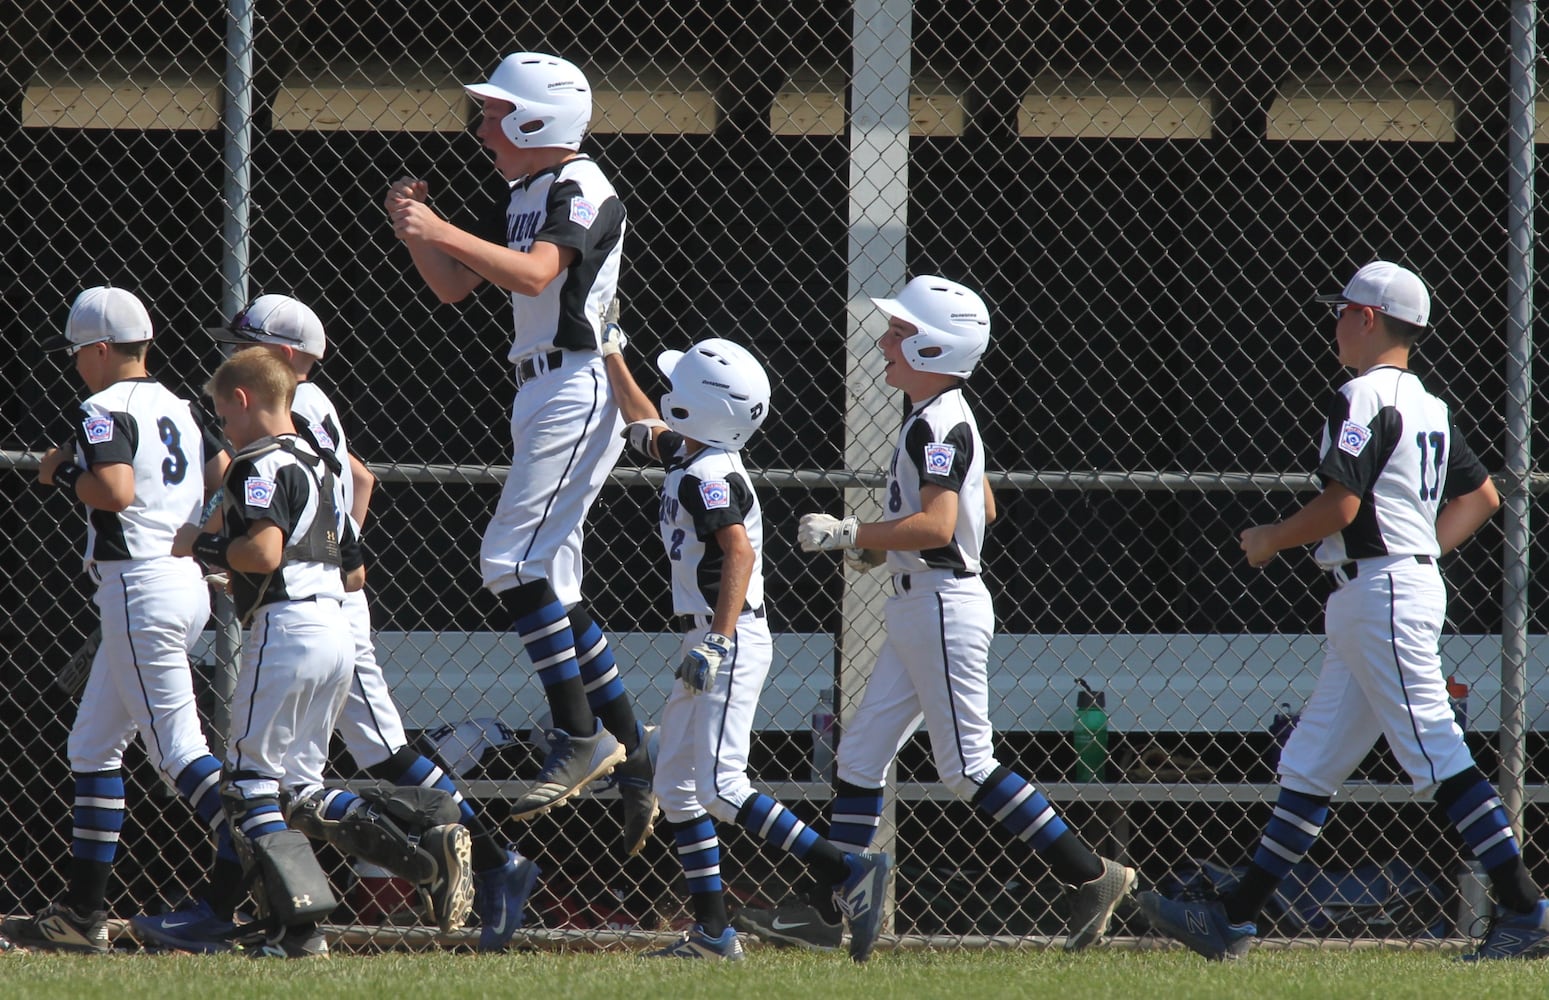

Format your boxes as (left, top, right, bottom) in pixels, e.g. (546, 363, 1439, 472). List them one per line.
(237, 924, 329, 959)
(611, 723, 659, 856)
(0, 901, 109, 954)
(732, 899, 843, 951)
(420, 823, 475, 933)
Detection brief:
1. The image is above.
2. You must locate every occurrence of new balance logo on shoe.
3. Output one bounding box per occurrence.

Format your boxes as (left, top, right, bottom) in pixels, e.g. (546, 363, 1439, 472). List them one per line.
(1185, 912, 1210, 935)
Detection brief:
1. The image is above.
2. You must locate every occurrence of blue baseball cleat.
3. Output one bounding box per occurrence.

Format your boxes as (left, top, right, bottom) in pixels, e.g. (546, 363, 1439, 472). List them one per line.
(644, 924, 745, 960)
(1462, 899, 1549, 961)
(130, 898, 239, 954)
(473, 849, 541, 952)
(1137, 891, 1256, 961)
(836, 851, 891, 963)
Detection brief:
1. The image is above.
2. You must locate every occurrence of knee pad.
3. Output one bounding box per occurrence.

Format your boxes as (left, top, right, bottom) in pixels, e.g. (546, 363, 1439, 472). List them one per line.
(221, 784, 336, 925)
(290, 781, 459, 885)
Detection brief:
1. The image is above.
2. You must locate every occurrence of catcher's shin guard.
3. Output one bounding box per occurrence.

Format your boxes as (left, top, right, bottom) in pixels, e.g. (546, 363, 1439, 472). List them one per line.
(222, 784, 336, 926)
(289, 782, 461, 885)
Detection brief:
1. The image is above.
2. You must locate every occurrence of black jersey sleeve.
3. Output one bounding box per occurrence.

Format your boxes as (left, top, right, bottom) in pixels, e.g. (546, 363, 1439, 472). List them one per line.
(679, 472, 754, 540)
(656, 430, 689, 470)
(1442, 415, 1491, 500)
(535, 177, 626, 256)
(76, 409, 138, 468)
(190, 400, 230, 465)
(339, 513, 364, 573)
(1314, 390, 1401, 496)
(906, 419, 973, 492)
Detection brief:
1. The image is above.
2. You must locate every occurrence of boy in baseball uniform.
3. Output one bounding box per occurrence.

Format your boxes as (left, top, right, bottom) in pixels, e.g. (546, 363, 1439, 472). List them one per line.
(2, 288, 230, 954)
(599, 327, 891, 962)
(385, 51, 653, 852)
(138, 296, 519, 951)
(1139, 262, 1549, 961)
(741, 276, 1134, 953)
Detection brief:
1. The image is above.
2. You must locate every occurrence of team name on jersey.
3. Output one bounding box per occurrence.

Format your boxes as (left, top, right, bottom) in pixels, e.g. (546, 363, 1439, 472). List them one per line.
(659, 494, 680, 524)
(507, 209, 543, 247)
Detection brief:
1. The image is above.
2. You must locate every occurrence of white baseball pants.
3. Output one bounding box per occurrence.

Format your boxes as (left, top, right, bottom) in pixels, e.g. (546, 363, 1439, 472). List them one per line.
(481, 352, 625, 605)
(1279, 555, 1474, 796)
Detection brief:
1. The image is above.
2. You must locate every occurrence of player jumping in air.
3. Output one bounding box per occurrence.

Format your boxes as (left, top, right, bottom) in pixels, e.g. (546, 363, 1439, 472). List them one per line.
(384, 52, 655, 853)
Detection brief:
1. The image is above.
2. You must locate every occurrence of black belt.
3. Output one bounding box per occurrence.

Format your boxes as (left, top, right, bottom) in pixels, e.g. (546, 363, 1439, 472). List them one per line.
(897, 569, 976, 593)
(514, 349, 564, 387)
(1330, 554, 1434, 587)
(677, 606, 765, 632)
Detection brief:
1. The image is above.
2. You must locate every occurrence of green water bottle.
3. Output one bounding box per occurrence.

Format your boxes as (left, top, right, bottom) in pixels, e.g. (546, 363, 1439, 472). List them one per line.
(1073, 678, 1109, 782)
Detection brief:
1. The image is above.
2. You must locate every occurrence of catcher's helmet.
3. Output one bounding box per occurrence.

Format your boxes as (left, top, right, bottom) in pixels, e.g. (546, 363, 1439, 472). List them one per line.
(870, 275, 991, 378)
(464, 52, 591, 151)
(657, 339, 771, 451)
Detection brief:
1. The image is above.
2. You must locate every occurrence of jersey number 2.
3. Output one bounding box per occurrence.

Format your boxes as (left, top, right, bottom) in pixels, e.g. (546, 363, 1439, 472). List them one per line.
(1415, 431, 1444, 501)
(669, 528, 685, 561)
(157, 417, 188, 486)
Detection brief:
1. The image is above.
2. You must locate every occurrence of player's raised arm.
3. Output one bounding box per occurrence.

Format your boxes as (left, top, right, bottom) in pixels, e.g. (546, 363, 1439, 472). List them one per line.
(598, 319, 669, 460)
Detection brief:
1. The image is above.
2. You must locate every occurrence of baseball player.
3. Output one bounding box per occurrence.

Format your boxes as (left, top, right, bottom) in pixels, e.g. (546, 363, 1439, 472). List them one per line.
(598, 327, 892, 962)
(1, 288, 231, 955)
(135, 296, 529, 952)
(1138, 261, 1549, 961)
(171, 346, 474, 958)
(737, 276, 1134, 953)
(384, 50, 654, 850)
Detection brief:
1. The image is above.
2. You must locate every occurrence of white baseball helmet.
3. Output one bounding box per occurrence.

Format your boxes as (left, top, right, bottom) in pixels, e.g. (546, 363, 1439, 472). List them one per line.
(657, 339, 771, 451)
(464, 52, 591, 151)
(870, 275, 991, 378)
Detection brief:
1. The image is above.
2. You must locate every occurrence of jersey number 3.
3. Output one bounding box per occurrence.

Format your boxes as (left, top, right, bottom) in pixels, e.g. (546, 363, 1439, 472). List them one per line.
(157, 416, 188, 486)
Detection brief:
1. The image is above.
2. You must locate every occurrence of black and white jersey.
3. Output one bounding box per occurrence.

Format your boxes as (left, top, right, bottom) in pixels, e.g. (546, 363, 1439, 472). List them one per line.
(68, 376, 213, 564)
(1313, 365, 1489, 567)
(220, 434, 347, 618)
(291, 380, 354, 527)
(657, 432, 765, 616)
(484, 155, 625, 360)
(882, 387, 986, 575)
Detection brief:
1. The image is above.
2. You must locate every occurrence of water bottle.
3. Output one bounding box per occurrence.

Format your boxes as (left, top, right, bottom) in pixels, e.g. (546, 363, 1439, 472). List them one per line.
(811, 685, 836, 782)
(1447, 675, 1469, 732)
(1072, 679, 1109, 782)
(1268, 702, 1300, 771)
(1457, 860, 1491, 935)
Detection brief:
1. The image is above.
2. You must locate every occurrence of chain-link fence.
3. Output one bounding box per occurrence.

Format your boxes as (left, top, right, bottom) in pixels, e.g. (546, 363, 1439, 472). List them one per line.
(3, 0, 1546, 951)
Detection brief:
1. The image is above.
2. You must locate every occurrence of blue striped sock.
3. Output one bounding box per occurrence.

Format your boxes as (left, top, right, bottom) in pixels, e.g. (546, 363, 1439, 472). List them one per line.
(237, 799, 288, 842)
(738, 793, 821, 858)
(673, 815, 722, 896)
(386, 751, 476, 825)
(72, 770, 125, 865)
(1446, 777, 1523, 871)
(320, 788, 360, 821)
(173, 755, 225, 826)
(515, 601, 581, 689)
(828, 783, 883, 853)
(573, 616, 626, 711)
(1251, 788, 1330, 878)
(972, 769, 1068, 851)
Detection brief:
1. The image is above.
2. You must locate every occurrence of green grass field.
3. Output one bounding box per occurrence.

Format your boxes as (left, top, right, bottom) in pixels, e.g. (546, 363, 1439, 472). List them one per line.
(3, 947, 1545, 1000)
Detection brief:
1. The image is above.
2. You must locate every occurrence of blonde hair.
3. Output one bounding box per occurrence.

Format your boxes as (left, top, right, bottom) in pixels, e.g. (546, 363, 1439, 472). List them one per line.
(206, 346, 297, 410)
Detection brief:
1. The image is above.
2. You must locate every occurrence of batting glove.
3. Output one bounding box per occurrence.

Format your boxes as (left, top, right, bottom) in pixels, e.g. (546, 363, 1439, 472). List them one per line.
(843, 548, 887, 573)
(798, 513, 861, 552)
(600, 321, 627, 358)
(678, 632, 732, 695)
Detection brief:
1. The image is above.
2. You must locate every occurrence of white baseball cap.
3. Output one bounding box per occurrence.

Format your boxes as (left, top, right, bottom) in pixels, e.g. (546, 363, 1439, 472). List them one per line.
(1315, 261, 1431, 328)
(208, 294, 327, 358)
(52, 286, 154, 352)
